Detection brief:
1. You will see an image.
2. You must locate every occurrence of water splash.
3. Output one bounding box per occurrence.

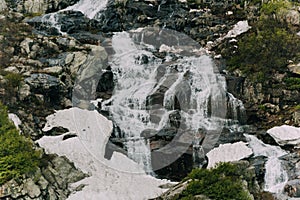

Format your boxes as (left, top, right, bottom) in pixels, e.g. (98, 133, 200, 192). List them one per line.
(64, 0, 108, 19)
(40, 0, 108, 34)
(101, 28, 244, 172)
(245, 134, 288, 194)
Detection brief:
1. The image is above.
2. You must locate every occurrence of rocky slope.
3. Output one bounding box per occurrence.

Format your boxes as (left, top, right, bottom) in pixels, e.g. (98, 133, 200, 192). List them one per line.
(0, 0, 300, 199)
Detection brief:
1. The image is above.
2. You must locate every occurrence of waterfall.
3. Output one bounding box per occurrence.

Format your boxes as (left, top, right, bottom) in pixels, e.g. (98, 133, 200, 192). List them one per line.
(63, 0, 108, 19)
(245, 134, 288, 194)
(101, 28, 243, 173)
(40, 0, 108, 34)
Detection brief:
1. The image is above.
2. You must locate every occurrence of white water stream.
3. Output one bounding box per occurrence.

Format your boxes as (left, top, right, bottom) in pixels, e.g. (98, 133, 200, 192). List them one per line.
(101, 29, 243, 172)
(34, 0, 291, 195)
(245, 134, 288, 194)
(40, 0, 108, 34)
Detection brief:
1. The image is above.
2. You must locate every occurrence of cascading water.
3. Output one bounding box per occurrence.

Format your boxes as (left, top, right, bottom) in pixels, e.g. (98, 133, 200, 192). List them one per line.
(245, 134, 288, 194)
(101, 28, 244, 173)
(40, 0, 108, 34)
(64, 0, 108, 19)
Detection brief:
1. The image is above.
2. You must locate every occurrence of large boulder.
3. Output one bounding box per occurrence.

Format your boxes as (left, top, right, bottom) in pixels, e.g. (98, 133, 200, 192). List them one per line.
(25, 73, 63, 104)
(206, 142, 253, 168)
(267, 125, 300, 147)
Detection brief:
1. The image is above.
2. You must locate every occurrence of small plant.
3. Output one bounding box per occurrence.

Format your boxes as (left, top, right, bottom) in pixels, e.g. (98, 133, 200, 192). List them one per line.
(175, 163, 252, 200)
(227, 16, 300, 82)
(260, 0, 291, 16)
(0, 102, 41, 185)
(4, 72, 23, 89)
(284, 77, 300, 90)
(295, 105, 300, 110)
(23, 12, 43, 18)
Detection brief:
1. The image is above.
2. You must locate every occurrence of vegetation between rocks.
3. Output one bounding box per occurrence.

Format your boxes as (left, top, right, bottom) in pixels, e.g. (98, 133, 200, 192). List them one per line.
(226, 0, 300, 81)
(174, 163, 253, 200)
(0, 102, 41, 185)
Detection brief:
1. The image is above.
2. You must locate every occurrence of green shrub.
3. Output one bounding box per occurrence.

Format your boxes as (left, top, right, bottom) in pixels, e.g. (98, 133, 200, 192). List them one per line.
(4, 72, 23, 89)
(0, 102, 41, 185)
(227, 17, 300, 81)
(284, 77, 300, 90)
(295, 105, 300, 110)
(176, 163, 252, 200)
(260, 0, 291, 16)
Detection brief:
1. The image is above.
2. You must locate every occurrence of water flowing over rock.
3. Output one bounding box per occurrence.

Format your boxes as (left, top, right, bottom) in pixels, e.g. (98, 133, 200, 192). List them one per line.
(246, 134, 288, 194)
(91, 27, 249, 180)
(26, 0, 108, 35)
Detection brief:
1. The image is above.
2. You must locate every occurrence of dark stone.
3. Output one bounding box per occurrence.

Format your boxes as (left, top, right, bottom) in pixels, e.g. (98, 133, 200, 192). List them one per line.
(169, 110, 181, 129)
(217, 128, 247, 144)
(156, 127, 178, 140)
(226, 75, 245, 99)
(96, 67, 114, 93)
(248, 155, 267, 186)
(44, 126, 69, 136)
(62, 133, 77, 140)
(154, 152, 193, 181)
(25, 73, 63, 104)
(141, 129, 157, 138)
(27, 11, 101, 36)
(70, 32, 105, 45)
(256, 130, 278, 146)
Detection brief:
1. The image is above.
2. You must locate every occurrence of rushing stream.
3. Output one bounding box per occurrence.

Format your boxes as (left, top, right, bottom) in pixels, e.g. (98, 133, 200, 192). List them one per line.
(245, 134, 288, 194)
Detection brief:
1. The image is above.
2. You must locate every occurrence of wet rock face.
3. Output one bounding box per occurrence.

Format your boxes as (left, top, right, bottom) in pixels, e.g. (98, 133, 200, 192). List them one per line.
(27, 10, 101, 36)
(96, 66, 114, 100)
(27, 0, 249, 46)
(96, 0, 247, 44)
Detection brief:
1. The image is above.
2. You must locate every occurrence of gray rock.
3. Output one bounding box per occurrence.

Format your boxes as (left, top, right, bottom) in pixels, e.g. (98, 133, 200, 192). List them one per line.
(286, 10, 300, 26)
(20, 38, 34, 55)
(288, 63, 300, 75)
(73, 45, 108, 106)
(37, 175, 49, 190)
(0, 179, 23, 199)
(0, 0, 7, 11)
(9, 0, 79, 14)
(70, 52, 87, 75)
(51, 156, 86, 184)
(294, 110, 300, 126)
(285, 179, 300, 197)
(23, 179, 41, 198)
(47, 186, 58, 200)
(43, 66, 63, 75)
(25, 73, 62, 101)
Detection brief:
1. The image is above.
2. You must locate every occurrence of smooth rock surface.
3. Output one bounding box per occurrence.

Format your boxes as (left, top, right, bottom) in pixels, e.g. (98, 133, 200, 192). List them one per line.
(267, 125, 300, 146)
(207, 141, 253, 168)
